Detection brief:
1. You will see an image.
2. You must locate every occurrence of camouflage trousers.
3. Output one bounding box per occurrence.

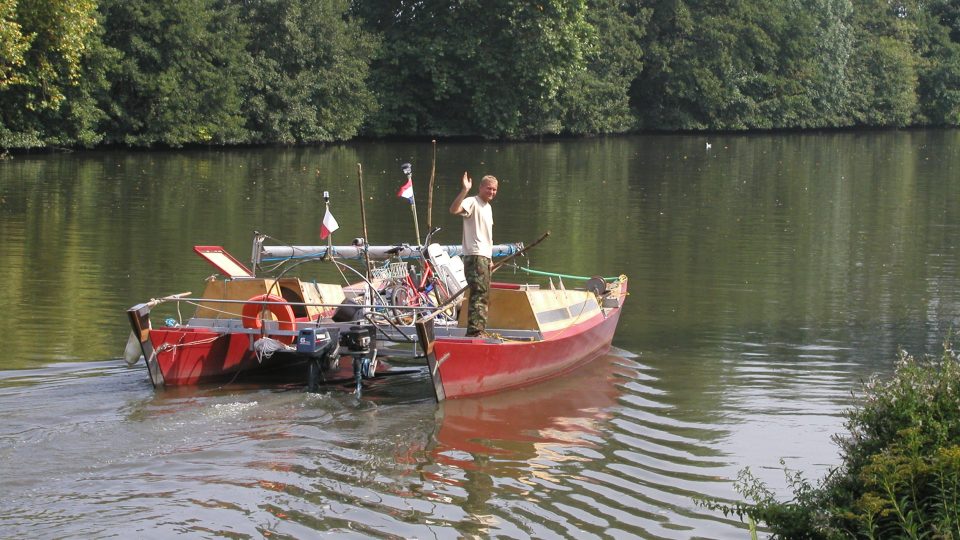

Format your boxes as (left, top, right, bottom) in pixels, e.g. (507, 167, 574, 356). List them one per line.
(463, 255, 491, 336)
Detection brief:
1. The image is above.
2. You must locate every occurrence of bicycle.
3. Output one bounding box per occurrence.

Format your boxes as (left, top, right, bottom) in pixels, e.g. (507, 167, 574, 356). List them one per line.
(369, 255, 411, 321)
(374, 228, 458, 324)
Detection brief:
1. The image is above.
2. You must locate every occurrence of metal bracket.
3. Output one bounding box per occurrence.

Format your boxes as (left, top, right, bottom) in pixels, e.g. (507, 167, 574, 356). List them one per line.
(431, 353, 450, 376)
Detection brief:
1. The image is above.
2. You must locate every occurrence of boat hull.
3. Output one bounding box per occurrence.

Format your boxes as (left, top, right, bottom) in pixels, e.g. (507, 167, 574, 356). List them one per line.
(149, 328, 256, 385)
(147, 327, 357, 386)
(430, 281, 626, 400)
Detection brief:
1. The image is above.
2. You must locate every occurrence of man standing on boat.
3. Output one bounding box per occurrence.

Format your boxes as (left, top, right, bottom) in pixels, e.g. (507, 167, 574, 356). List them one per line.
(450, 172, 498, 337)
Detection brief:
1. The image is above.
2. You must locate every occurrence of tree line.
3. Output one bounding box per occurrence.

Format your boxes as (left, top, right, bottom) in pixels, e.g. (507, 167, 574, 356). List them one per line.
(1, 0, 958, 149)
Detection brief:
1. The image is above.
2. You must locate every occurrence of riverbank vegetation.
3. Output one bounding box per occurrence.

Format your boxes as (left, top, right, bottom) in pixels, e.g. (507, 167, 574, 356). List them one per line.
(706, 341, 960, 538)
(1, 0, 959, 149)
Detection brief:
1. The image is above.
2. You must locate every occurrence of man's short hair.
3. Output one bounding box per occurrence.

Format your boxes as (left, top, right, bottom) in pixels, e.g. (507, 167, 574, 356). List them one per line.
(480, 175, 498, 186)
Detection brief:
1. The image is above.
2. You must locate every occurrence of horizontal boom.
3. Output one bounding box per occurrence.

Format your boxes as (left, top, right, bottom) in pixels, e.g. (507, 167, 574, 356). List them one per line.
(260, 243, 523, 261)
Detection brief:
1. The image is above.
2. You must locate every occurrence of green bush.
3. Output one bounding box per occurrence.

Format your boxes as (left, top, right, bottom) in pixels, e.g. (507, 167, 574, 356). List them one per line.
(705, 339, 960, 539)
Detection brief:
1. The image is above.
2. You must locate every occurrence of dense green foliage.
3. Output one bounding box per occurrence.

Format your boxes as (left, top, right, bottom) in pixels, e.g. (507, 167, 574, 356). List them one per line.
(0, 0, 959, 148)
(356, 0, 610, 137)
(707, 342, 960, 539)
(0, 0, 375, 148)
(98, 0, 249, 146)
(0, 0, 98, 147)
(241, 0, 377, 143)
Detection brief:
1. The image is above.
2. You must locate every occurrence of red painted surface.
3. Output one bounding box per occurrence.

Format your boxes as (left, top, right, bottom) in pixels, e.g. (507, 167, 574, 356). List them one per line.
(432, 278, 628, 399)
(150, 328, 258, 385)
(148, 325, 358, 386)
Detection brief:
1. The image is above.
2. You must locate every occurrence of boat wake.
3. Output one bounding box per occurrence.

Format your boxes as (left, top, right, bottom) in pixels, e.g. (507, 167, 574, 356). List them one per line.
(609, 345, 640, 359)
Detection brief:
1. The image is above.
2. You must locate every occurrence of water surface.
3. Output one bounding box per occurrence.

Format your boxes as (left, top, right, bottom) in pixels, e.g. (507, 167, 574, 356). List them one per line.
(1, 131, 958, 537)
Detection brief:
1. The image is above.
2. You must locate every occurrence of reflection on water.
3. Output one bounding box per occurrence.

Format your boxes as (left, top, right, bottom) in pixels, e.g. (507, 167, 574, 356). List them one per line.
(426, 356, 624, 536)
(1, 132, 960, 536)
(0, 352, 856, 537)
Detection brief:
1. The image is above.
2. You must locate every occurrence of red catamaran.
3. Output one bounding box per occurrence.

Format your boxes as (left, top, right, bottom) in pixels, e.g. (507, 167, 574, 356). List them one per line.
(126, 231, 627, 401)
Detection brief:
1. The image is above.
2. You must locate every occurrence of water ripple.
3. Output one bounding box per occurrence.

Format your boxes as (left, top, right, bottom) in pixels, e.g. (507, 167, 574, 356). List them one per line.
(0, 351, 853, 538)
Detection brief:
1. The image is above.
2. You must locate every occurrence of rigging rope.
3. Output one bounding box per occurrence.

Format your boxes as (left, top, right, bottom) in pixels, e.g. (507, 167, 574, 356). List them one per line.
(508, 265, 620, 282)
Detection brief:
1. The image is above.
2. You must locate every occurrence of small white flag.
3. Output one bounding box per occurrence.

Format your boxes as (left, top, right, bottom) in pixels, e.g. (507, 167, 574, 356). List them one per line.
(320, 207, 339, 240)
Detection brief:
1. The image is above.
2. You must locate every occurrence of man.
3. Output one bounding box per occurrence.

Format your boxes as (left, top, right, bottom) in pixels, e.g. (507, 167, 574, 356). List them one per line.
(449, 172, 498, 337)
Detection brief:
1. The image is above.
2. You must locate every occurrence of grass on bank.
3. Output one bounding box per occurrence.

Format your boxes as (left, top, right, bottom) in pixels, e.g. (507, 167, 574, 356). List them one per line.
(703, 338, 960, 539)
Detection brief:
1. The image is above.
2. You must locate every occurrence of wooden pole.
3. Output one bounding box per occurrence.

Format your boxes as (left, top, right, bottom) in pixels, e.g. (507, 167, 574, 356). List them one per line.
(490, 231, 550, 273)
(410, 196, 422, 245)
(427, 139, 437, 231)
(401, 163, 421, 244)
(357, 163, 372, 281)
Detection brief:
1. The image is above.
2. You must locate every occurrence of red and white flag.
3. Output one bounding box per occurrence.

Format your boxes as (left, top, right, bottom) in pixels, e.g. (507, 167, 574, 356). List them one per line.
(396, 178, 414, 204)
(320, 207, 339, 239)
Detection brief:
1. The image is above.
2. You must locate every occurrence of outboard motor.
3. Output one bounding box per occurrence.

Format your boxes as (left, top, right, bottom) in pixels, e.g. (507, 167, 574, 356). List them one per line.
(339, 325, 378, 395)
(297, 327, 331, 354)
(300, 327, 340, 393)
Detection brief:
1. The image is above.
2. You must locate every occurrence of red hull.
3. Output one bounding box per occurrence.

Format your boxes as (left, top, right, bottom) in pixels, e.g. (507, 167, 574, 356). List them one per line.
(431, 303, 624, 400)
(149, 328, 261, 385)
(148, 328, 356, 386)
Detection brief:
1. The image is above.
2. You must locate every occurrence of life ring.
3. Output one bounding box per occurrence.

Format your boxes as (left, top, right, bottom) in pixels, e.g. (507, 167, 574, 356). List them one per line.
(242, 294, 296, 345)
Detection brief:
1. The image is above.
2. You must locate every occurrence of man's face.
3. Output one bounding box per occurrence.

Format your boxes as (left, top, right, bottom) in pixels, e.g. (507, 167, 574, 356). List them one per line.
(479, 180, 498, 203)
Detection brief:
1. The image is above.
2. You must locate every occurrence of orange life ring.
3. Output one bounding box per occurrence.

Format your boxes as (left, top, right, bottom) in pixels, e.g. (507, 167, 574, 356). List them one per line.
(242, 294, 296, 345)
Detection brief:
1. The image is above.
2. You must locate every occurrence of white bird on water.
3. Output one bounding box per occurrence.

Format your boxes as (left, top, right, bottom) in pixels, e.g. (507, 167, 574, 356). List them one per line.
(705, 142, 712, 150)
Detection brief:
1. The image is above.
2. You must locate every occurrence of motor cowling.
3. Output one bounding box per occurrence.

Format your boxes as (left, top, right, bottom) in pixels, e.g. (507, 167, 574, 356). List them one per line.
(340, 325, 378, 395)
(340, 325, 375, 354)
(332, 299, 363, 322)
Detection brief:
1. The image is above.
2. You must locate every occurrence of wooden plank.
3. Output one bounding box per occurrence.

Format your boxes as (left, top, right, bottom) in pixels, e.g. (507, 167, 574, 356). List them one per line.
(193, 245, 253, 278)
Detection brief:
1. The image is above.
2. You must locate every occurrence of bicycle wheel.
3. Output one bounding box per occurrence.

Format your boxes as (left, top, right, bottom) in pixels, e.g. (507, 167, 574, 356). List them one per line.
(390, 284, 417, 324)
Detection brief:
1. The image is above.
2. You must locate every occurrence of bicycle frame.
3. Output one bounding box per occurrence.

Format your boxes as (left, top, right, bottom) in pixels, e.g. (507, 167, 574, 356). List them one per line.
(381, 227, 456, 323)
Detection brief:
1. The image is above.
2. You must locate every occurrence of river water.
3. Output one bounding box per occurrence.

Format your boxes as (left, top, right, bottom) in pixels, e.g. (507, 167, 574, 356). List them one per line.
(1, 131, 958, 538)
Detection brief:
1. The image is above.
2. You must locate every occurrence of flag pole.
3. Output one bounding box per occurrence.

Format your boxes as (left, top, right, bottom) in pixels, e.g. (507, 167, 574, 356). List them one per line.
(426, 139, 436, 232)
(357, 163, 372, 281)
(410, 194, 421, 246)
(323, 191, 333, 260)
(401, 163, 421, 245)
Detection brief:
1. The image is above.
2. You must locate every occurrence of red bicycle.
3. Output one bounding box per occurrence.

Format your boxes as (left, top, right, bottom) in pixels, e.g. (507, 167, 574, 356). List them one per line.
(379, 228, 457, 324)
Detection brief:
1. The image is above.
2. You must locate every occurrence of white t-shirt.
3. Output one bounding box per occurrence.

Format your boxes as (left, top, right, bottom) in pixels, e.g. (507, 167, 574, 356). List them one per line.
(459, 195, 493, 258)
